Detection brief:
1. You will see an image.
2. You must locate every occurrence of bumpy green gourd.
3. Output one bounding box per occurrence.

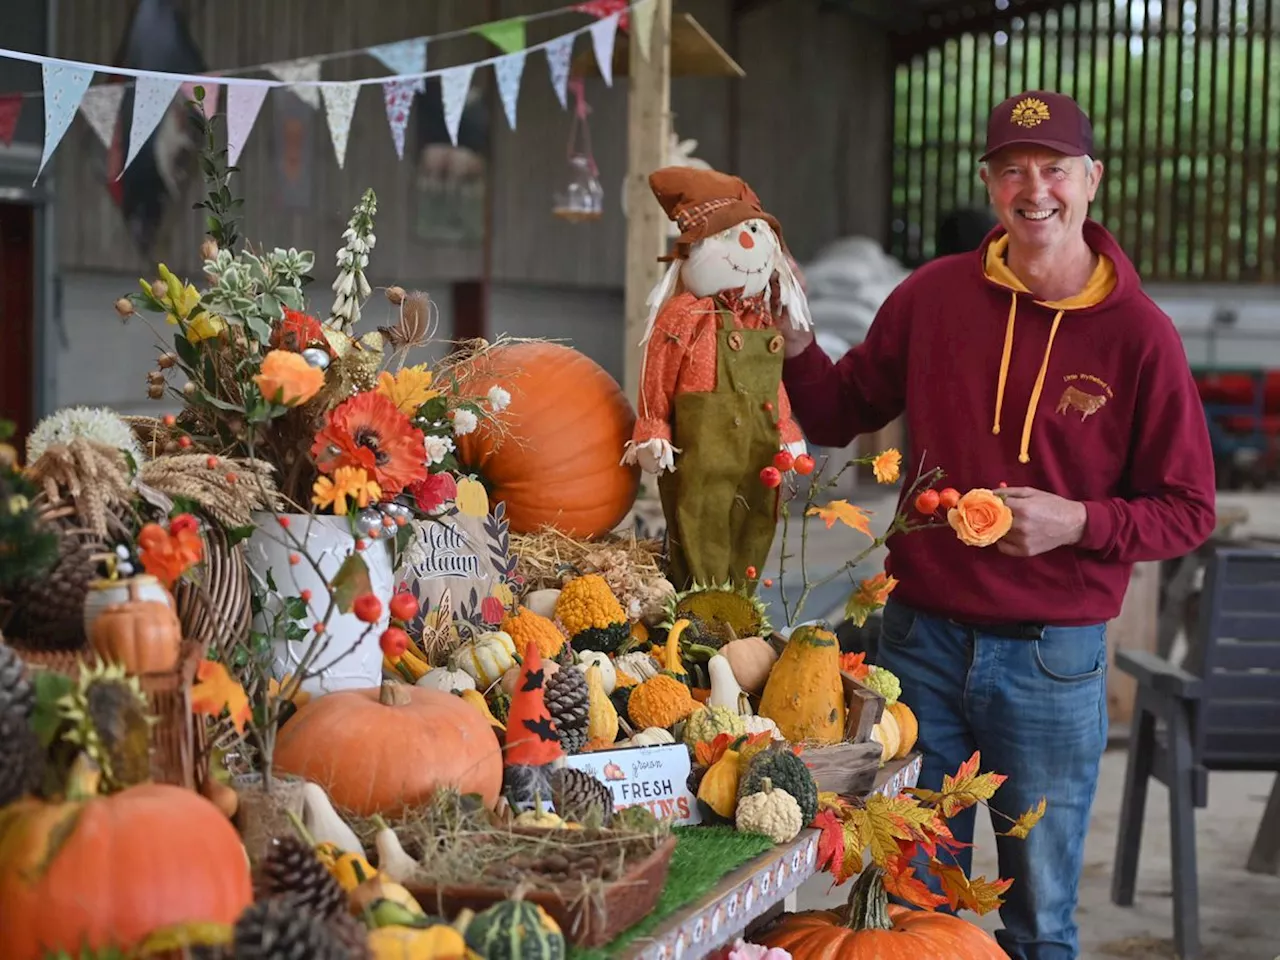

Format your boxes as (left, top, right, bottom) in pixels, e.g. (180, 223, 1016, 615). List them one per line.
(862, 665, 902, 705)
(682, 705, 746, 748)
(465, 897, 566, 960)
(737, 746, 819, 825)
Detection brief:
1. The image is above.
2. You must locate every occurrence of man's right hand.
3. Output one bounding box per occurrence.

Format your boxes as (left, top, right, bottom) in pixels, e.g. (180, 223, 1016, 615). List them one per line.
(770, 274, 815, 359)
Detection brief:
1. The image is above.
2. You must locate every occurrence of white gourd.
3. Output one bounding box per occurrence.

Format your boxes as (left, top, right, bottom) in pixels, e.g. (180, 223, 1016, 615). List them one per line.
(706, 655, 752, 716)
(743, 715, 784, 740)
(372, 815, 418, 882)
(575, 651, 616, 694)
(524, 588, 561, 620)
(456, 630, 517, 687)
(417, 666, 476, 693)
(301, 782, 363, 855)
(614, 652, 660, 683)
(626, 727, 675, 747)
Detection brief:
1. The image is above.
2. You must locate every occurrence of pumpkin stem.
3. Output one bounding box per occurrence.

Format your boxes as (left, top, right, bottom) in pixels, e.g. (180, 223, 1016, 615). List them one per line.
(379, 679, 413, 707)
(842, 865, 895, 932)
(452, 907, 476, 936)
(66, 753, 103, 801)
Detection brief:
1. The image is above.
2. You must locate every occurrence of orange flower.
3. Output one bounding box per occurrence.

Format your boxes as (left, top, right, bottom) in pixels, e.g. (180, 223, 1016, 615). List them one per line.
(948, 489, 1014, 547)
(312, 465, 382, 515)
(312, 391, 427, 496)
(254, 350, 325, 407)
(871, 448, 902, 484)
(137, 515, 205, 589)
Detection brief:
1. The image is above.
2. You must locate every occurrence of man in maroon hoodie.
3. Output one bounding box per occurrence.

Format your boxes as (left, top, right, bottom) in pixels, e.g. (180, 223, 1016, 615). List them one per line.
(780, 91, 1216, 959)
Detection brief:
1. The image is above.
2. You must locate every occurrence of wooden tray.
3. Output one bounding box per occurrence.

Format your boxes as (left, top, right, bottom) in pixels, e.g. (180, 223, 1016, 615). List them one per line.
(406, 829, 678, 948)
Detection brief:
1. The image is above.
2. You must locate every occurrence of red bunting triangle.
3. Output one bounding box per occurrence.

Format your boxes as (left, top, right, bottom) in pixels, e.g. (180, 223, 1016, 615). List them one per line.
(0, 95, 22, 147)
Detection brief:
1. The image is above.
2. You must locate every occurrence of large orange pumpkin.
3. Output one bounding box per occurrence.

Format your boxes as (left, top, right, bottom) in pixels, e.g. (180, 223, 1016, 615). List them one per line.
(453, 342, 640, 537)
(0, 758, 252, 960)
(759, 866, 1006, 960)
(273, 680, 504, 817)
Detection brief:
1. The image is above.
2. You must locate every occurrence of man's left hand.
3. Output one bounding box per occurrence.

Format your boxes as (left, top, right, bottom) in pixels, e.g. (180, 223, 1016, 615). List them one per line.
(997, 487, 1088, 557)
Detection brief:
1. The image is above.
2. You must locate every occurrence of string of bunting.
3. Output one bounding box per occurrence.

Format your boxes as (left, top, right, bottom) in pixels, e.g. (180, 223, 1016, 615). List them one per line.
(0, 0, 657, 184)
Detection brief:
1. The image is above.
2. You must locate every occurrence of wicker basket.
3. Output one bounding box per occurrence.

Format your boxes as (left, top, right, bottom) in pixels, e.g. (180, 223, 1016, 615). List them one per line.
(172, 524, 252, 658)
(11, 640, 208, 791)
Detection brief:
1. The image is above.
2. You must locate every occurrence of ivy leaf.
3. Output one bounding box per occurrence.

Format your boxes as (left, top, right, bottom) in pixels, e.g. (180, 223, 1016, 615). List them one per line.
(224, 524, 257, 547)
(1000, 796, 1047, 839)
(805, 500, 873, 538)
(329, 552, 372, 614)
(191, 660, 252, 734)
(882, 856, 949, 911)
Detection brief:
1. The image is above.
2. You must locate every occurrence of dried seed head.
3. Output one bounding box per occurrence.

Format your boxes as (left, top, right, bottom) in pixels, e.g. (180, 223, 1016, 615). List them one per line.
(200, 238, 219, 262)
(147, 371, 166, 385)
(147, 383, 166, 400)
(182, 382, 197, 396)
(385, 285, 406, 305)
(114, 298, 134, 318)
(157, 352, 178, 369)
(151, 280, 168, 302)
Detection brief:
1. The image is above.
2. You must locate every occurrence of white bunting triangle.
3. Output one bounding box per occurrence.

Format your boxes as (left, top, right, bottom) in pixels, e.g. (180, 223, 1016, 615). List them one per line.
(369, 38, 427, 94)
(493, 51, 526, 131)
(633, 0, 658, 62)
(320, 82, 359, 168)
(544, 34, 574, 110)
(36, 62, 94, 183)
(121, 75, 182, 176)
(78, 83, 125, 149)
(226, 83, 271, 166)
(589, 12, 621, 87)
(382, 78, 416, 160)
(267, 58, 321, 109)
(439, 63, 475, 147)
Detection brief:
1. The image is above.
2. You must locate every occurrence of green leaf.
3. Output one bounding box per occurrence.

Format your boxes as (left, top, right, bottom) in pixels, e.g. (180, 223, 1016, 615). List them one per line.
(329, 552, 372, 614)
(244, 312, 273, 344)
(224, 523, 257, 547)
(284, 596, 308, 622)
(31, 671, 74, 746)
(258, 293, 282, 320)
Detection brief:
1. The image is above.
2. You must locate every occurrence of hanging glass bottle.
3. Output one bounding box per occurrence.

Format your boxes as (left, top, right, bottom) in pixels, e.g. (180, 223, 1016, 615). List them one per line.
(553, 79, 604, 222)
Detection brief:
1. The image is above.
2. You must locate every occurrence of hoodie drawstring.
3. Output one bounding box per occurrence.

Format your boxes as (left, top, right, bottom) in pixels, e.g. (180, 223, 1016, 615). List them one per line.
(991, 291, 1065, 464)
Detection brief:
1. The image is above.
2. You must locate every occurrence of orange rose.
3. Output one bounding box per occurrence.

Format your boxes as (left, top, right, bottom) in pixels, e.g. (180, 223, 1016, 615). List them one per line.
(253, 350, 324, 407)
(948, 488, 1013, 547)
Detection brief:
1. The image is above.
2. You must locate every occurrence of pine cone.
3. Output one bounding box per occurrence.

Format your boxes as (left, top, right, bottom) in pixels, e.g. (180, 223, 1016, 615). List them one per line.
(544, 668, 589, 754)
(0, 711, 44, 806)
(5, 532, 97, 651)
(328, 910, 373, 960)
(0, 643, 34, 718)
(258, 836, 346, 921)
(550, 766, 613, 826)
(233, 896, 354, 960)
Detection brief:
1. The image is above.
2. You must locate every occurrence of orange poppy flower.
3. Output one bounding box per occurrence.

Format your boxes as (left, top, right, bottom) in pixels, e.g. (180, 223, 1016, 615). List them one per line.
(312, 391, 427, 496)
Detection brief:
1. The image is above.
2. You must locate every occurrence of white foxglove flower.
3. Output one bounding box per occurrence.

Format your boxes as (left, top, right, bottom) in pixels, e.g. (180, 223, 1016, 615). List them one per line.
(487, 386, 511, 412)
(333, 271, 355, 298)
(451, 408, 478, 436)
(423, 434, 455, 465)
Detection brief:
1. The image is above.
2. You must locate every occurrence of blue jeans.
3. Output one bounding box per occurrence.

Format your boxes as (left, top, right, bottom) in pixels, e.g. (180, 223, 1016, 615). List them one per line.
(875, 599, 1108, 960)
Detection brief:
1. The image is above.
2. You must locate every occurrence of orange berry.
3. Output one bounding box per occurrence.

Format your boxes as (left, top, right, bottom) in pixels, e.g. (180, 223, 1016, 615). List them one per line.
(206, 456, 219, 469)
(288, 553, 301, 566)
(939, 488, 961, 510)
(162, 414, 177, 427)
(300, 589, 313, 603)
(177, 436, 192, 449)
(914, 489, 940, 515)
(277, 516, 290, 528)
(763, 578, 774, 587)
(354, 539, 366, 552)
(746, 566, 758, 579)
(225, 472, 238, 484)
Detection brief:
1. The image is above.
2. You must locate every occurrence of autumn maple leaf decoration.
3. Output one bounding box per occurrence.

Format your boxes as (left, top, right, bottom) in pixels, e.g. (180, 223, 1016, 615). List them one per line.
(191, 659, 252, 734)
(806, 500, 873, 538)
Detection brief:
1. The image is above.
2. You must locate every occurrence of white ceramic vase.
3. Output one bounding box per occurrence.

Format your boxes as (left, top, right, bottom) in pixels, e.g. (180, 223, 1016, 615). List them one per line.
(244, 512, 392, 695)
(83, 574, 174, 639)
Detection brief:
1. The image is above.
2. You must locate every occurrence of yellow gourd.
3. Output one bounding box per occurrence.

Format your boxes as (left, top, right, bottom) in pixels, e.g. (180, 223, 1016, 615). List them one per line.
(757, 624, 846, 744)
(887, 701, 918, 759)
(696, 748, 742, 819)
(662, 618, 690, 682)
(584, 664, 619, 744)
(871, 708, 901, 764)
(627, 674, 698, 730)
(456, 688, 505, 733)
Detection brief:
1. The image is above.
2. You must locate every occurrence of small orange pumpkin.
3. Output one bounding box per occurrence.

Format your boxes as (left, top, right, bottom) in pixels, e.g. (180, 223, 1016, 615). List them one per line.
(273, 680, 504, 817)
(760, 866, 1005, 960)
(89, 580, 183, 674)
(0, 757, 253, 960)
(453, 342, 640, 538)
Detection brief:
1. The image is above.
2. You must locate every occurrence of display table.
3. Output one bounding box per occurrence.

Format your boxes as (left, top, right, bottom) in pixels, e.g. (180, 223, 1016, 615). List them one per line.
(617, 753, 923, 960)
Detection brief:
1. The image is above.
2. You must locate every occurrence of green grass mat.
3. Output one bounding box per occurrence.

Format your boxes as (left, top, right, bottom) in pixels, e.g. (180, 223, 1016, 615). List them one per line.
(568, 826, 776, 960)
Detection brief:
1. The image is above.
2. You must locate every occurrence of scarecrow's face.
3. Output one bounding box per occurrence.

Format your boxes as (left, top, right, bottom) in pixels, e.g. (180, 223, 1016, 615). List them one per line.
(682, 217, 779, 299)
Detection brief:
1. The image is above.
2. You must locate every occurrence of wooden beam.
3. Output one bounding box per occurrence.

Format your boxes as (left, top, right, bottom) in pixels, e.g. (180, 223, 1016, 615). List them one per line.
(572, 12, 742, 79)
(622, 0, 673, 407)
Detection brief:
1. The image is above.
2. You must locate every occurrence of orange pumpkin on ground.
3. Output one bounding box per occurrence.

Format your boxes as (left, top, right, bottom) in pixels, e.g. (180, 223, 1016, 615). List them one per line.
(273, 680, 503, 817)
(453, 342, 640, 537)
(0, 757, 252, 960)
(760, 866, 1005, 960)
(89, 580, 183, 674)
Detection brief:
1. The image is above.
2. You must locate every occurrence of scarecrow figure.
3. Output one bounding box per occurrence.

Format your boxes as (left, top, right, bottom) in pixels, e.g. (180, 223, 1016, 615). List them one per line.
(622, 167, 812, 593)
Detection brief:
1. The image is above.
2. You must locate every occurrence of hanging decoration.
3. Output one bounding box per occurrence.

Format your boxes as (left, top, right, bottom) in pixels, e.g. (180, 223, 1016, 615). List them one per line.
(77, 83, 125, 150)
(552, 78, 604, 223)
(494, 52, 527, 131)
(320, 83, 360, 168)
(121, 75, 182, 175)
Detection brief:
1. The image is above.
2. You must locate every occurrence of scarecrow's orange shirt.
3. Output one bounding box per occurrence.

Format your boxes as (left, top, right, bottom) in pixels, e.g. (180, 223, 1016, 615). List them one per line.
(632, 290, 803, 447)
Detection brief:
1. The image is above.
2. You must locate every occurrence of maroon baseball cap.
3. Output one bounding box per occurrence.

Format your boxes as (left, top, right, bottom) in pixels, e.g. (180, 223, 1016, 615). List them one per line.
(980, 90, 1095, 161)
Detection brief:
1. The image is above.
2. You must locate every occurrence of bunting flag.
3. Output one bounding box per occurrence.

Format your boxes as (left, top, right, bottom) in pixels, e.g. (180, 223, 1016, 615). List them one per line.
(226, 83, 270, 166)
(493, 51, 527, 130)
(475, 17, 527, 56)
(267, 58, 321, 109)
(589, 12, 621, 87)
(180, 78, 220, 117)
(633, 0, 657, 61)
(439, 63, 475, 147)
(0, 94, 20, 147)
(37, 62, 94, 181)
(544, 34, 574, 111)
(368, 38, 427, 94)
(320, 82, 359, 168)
(78, 83, 126, 149)
(121, 75, 182, 175)
(382, 78, 416, 159)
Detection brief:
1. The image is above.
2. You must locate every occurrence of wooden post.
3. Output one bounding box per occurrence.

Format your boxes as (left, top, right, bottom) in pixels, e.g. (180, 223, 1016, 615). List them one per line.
(622, 0, 673, 407)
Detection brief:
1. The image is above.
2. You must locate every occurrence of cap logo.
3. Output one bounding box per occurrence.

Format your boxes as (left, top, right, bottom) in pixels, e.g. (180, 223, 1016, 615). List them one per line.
(1010, 96, 1050, 128)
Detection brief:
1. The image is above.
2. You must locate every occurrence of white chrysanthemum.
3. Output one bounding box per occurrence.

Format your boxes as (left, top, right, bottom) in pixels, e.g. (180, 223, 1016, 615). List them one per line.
(423, 433, 455, 465)
(487, 386, 511, 412)
(451, 408, 478, 436)
(26, 406, 145, 467)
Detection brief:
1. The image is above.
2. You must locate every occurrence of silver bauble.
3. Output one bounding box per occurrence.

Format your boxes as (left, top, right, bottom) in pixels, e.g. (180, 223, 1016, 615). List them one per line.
(301, 348, 331, 370)
(356, 508, 382, 537)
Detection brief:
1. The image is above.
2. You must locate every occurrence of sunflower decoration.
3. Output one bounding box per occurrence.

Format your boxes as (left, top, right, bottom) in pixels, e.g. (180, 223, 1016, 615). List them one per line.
(311, 391, 427, 497)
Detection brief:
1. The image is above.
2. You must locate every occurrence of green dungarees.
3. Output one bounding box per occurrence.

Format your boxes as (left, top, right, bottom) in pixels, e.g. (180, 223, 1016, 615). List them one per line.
(658, 302, 785, 592)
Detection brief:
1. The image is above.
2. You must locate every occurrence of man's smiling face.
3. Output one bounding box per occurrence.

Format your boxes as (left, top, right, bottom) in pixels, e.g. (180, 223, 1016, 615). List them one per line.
(981, 148, 1102, 253)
